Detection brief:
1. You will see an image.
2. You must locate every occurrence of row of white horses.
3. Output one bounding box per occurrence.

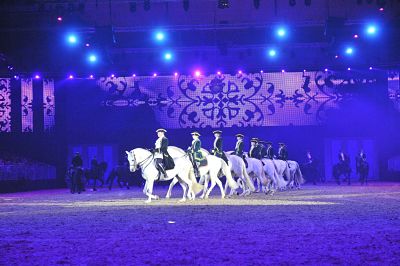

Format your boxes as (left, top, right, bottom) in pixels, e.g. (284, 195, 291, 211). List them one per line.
(126, 146, 305, 203)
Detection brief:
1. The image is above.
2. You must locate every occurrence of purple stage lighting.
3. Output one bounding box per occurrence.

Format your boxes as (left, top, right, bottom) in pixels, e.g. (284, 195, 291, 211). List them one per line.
(34, 74, 40, 79)
(195, 71, 201, 77)
(153, 73, 157, 77)
(347, 67, 351, 71)
(281, 69, 285, 73)
(174, 72, 178, 77)
(89, 75, 94, 79)
(68, 75, 74, 79)
(217, 71, 221, 75)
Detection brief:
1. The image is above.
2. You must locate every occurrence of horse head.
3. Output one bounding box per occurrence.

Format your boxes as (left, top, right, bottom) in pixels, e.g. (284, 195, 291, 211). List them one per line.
(125, 150, 137, 172)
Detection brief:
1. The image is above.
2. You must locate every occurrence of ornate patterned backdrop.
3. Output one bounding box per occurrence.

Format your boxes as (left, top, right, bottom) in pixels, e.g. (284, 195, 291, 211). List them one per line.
(43, 79, 55, 132)
(97, 71, 384, 128)
(0, 78, 11, 132)
(21, 78, 34, 132)
(388, 71, 400, 113)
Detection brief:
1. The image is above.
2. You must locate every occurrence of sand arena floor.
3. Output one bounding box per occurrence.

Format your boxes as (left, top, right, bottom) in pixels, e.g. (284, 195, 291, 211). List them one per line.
(1, 183, 400, 265)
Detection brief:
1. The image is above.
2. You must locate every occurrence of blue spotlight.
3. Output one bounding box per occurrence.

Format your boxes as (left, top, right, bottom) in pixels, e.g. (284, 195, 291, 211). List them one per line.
(276, 27, 287, 38)
(66, 34, 78, 45)
(345, 47, 354, 55)
(154, 31, 166, 43)
(366, 24, 377, 35)
(268, 49, 277, 57)
(163, 52, 173, 61)
(88, 53, 97, 63)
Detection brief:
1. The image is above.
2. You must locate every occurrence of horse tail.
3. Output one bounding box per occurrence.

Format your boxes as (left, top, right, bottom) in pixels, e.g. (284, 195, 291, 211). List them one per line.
(295, 163, 305, 184)
(221, 159, 239, 190)
(260, 164, 269, 186)
(242, 161, 256, 192)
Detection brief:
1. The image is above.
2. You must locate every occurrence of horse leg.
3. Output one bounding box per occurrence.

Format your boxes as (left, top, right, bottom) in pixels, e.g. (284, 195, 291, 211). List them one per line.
(200, 174, 209, 199)
(166, 177, 179, 199)
(215, 177, 225, 199)
(205, 178, 217, 199)
(178, 181, 188, 202)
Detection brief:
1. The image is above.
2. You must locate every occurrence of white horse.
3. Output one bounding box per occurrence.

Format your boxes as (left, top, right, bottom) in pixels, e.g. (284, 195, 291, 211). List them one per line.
(261, 159, 289, 190)
(125, 148, 202, 203)
(224, 153, 256, 196)
(166, 146, 238, 199)
(287, 160, 305, 189)
(245, 157, 269, 193)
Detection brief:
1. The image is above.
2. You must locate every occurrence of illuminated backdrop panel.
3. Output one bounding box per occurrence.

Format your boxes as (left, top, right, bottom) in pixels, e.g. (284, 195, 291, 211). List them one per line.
(98, 71, 385, 129)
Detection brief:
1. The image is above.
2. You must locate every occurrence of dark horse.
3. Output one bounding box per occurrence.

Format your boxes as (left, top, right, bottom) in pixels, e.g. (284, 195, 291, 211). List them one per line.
(333, 162, 352, 185)
(106, 163, 130, 190)
(84, 162, 107, 191)
(66, 166, 84, 194)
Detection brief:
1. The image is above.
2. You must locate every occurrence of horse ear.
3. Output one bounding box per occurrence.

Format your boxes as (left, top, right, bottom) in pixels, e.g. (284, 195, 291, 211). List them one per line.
(125, 151, 130, 156)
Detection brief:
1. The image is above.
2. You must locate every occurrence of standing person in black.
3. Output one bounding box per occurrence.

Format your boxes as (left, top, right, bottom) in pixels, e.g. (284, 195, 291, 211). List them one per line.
(337, 150, 351, 185)
(356, 149, 369, 185)
(71, 152, 83, 194)
(303, 150, 319, 185)
(90, 156, 100, 191)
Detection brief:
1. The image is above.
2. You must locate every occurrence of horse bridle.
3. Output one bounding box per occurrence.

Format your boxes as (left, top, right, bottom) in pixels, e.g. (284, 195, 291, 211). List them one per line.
(130, 151, 153, 172)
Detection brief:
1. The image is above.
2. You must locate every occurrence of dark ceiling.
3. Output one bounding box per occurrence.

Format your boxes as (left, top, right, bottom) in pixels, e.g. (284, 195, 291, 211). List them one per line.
(0, 0, 399, 77)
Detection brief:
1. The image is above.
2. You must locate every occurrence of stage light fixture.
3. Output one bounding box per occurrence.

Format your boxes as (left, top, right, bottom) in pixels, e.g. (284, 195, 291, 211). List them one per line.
(154, 31, 166, 43)
(66, 34, 78, 45)
(276, 27, 287, 38)
(153, 73, 157, 77)
(345, 47, 354, 55)
(68, 74, 74, 79)
(281, 69, 285, 73)
(217, 71, 221, 75)
(163, 52, 173, 61)
(366, 24, 377, 35)
(268, 49, 277, 57)
(218, 0, 229, 9)
(34, 74, 40, 79)
(195, 70, 201, 77)
(89, 75, 94, 79)
(238, 70, 243, 74)
(174, 72, 178, 76)
(347, 67, 351, 70)
(88, 53, 97, 63)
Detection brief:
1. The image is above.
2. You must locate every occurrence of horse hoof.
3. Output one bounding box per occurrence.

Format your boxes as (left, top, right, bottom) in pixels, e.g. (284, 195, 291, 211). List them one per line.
(165, 196, 170, 199)
(145, 200, 152, 204)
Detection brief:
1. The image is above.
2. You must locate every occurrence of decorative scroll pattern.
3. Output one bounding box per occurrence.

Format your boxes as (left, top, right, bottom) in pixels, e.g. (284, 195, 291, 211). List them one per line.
(21, 78, 33, 132)
(388, 71, 400, 112)
(98, 71, 382, 128)
(0, 78, 11, 132)
(43, 79, 55, 131)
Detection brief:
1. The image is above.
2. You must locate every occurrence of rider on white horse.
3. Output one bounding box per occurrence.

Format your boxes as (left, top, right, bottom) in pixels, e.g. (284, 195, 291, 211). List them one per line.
(249, 138, 262, 159)
(153, 128, 175, 180)
(187, 131, 205, 179)
(211, 130, 229, 164)
(233, 133, 248, 168)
